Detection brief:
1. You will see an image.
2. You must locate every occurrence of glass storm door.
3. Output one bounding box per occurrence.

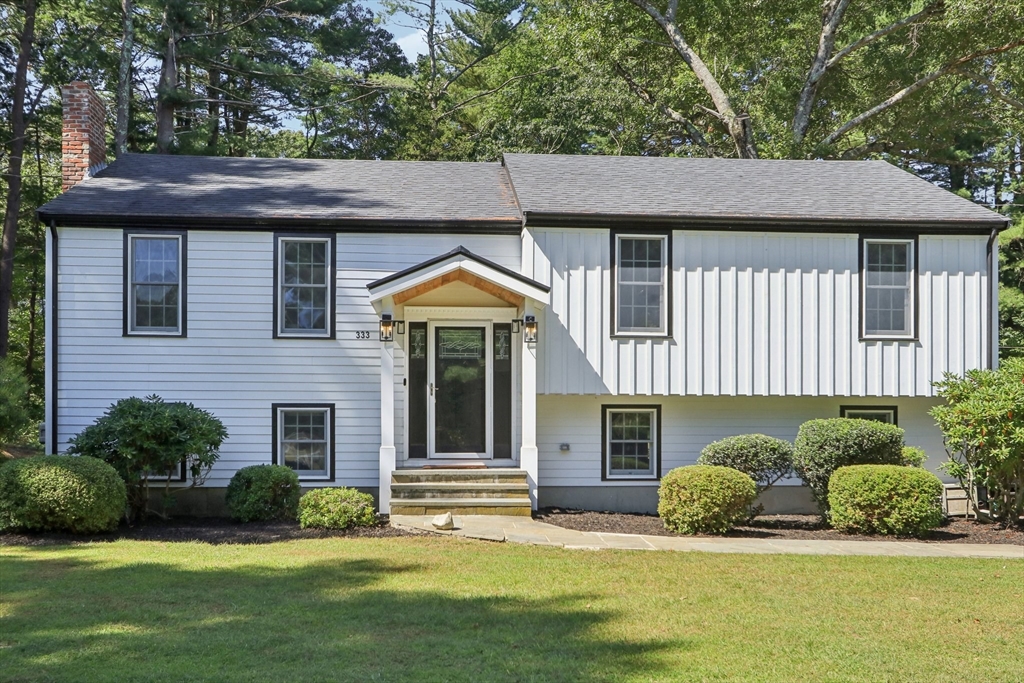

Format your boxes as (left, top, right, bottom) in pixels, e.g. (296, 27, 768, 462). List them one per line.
(430, 325, 488, 457)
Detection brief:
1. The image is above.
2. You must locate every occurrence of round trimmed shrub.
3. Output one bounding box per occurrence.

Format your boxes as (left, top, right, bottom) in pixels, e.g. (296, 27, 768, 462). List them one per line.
(0, 456, 126, 533)
(697, 434, 793, 492)
(225, 465, 301, 522)
(901, 446, 927, 468)
(657, 465, 757, 535)
(828, 465, 944, 537)
(793, 418, 905, 508)
(298, 487, 377, 530)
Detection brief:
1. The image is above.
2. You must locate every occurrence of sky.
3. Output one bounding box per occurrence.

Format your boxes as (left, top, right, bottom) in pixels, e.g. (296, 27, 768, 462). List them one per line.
(363, 0, 430, 61)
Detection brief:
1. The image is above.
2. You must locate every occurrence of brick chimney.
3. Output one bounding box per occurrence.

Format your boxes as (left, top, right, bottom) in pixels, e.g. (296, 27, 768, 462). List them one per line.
(62, 82, 107, 191)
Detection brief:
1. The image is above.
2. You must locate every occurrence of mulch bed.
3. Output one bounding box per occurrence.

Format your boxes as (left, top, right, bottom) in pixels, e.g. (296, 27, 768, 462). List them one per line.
(536, 508, 1024, 545)
(0, 516, 418, 547)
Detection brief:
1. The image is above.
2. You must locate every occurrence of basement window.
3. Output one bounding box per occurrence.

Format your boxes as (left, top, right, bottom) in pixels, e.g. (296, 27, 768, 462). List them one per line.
(274, 405, 334, 480)
(603, 406, 661, 480)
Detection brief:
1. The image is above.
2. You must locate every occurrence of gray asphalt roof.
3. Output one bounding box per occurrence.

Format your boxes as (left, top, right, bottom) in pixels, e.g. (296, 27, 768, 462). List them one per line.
(38, 152, 1007, 230)
(38, 154, 522, 226)
(504, 154, 1006, 228)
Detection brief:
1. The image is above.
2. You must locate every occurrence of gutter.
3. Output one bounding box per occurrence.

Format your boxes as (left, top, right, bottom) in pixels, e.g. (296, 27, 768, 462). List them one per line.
(987, 225, 1000, 370)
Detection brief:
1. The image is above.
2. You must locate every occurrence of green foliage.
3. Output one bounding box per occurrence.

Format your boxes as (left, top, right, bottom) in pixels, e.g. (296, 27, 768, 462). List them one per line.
(793, 418, 906, 510)
(0, 455, 126, 533)
(225, 465, 301, 522)
(901, 446, 928, 468)
(696, 434, 793, 493)
(298, 487, 377, 530)
(67, 396, 226, 520)
(0, 358, 32, 444)
(657, 465, 757, 535)
(931, 358, 1024, 526)
(828, 465, 945, 538)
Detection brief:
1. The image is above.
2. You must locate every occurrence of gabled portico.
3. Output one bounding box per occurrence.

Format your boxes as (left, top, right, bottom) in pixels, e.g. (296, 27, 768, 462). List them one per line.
(368, 247, 550, 513)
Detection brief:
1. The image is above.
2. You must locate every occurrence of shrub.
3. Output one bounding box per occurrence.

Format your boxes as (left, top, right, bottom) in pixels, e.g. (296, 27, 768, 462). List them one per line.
(67, 396, 227, 520)
(0, 359, 31, 445)
(828, 465, 944, 537)
(697, 434, 793, 493)
(657, 465, 757, 535)
(901, 446, 928, 468)
(0, 456, 126, 533)
(226, 465, 301, 522)
(793, 418, 905, 510)
(931, 358, 1024, 527)
(298, 488, 377, 529)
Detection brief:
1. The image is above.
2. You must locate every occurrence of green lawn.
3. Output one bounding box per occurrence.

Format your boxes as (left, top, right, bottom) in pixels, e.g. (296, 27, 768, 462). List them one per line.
(1, 536, 1022, 682)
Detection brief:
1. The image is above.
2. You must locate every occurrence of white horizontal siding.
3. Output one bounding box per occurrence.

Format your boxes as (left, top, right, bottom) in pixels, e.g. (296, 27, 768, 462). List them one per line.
(537, 395, 947, 487)
(529, 229, 990, 398)
(55, 228, 519, 486)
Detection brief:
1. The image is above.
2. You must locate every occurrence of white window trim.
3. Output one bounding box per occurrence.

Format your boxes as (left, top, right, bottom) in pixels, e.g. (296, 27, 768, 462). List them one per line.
(841, 407, 897, 425)
(862, 238, 915, 340)
(277, 236, 333, 338)
(614, 234, 669, 337)
(128, 234, 183, 335)
(605, 408, 659, 480)
(276, 406, 332, 480)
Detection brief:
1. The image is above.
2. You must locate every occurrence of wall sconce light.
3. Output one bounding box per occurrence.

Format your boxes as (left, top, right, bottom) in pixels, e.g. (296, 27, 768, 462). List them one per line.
(379, 314, 405, 342)
(523, 315, 538, 343)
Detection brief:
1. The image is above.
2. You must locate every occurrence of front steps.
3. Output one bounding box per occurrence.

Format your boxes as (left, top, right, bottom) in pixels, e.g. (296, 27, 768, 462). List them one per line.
(390, 468, 532, 516)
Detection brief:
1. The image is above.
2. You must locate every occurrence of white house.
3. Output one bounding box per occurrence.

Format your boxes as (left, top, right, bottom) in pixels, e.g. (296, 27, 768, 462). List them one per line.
(40, 83, 1008, 516)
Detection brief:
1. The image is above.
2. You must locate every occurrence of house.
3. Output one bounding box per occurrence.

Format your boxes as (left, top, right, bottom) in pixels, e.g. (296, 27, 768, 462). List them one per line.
(39, 82, 1008, 516)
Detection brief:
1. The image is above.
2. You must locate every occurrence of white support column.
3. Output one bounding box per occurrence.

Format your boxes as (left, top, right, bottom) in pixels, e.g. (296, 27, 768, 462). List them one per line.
(520, 300, 539, 510)
(44, 227, 55, 454)
(378, 304, 396, 514)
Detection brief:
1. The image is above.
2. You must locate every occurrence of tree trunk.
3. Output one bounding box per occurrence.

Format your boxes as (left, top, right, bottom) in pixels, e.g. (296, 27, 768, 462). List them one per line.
(115, 0, 134, 156)
(0, 0, 38, 359)
(155, 14, 178, 154)
(793, 0, 851, 144)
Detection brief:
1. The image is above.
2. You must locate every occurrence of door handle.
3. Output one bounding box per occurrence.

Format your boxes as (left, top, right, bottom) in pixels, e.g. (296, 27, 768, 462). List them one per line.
(430, 382, 434, 396)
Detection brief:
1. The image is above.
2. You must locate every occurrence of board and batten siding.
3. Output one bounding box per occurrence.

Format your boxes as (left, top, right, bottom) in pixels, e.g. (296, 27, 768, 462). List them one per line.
(524, 228, 992, 398)
(51, 227, 520, 486)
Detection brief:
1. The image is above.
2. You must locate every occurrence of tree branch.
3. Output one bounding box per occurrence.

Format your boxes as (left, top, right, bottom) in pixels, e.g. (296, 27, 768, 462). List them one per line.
(826, 2, 943, 68)
(437, 67, 557, 119)
(955, 68, 1024, 111)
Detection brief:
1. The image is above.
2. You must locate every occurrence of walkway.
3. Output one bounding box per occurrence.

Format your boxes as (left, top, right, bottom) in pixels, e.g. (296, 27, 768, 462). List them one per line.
(390, 515, 1024, 559)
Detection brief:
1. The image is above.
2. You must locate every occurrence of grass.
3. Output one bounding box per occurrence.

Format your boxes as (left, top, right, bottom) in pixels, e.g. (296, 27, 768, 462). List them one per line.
(1, 536, 1022, 682)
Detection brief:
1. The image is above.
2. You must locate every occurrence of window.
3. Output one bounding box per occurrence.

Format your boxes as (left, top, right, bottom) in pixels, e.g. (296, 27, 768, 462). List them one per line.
(276, 236, 334, 337)
(602, 406, 661, 480)
(863, 238, 914, 338)
(273, 405, 334, 480)
(125, 233, 185, 335)
(614, 234, 669, 336)
(840, 406, 897, 425)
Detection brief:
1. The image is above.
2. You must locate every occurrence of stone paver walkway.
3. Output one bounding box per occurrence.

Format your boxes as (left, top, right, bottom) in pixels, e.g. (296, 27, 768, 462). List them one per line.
(390, 515, 1024, 559)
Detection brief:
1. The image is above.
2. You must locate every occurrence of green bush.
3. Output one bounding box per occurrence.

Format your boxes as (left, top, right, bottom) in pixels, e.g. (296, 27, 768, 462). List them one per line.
(697, 434, 793, 493)
(828, 465, 944, 537)
(793, 418, 905, 509)
(298, 488, 377, 530)
(0, 456, 126, 533)
(225, 465, 301, 522)
(901, 446, 928, 468)
(67, 395, 227, 520)
(0, 358, 31, 444)
(657, 465, 757, 535)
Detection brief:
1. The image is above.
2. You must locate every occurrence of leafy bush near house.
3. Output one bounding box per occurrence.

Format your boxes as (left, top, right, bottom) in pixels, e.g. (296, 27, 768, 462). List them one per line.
(697, 434, 793, 493)
(657, 465, 757, 535)
(67, 395, 227, 521)
(298, 488, 377, 530)
(901, 446, 928, 468)
(828, 465, 944, 537)
(226, 465, 301, 522)
(931, 358, 1024, 527)
(0, 358, 31, 445)
(0, 456, 126, 533)
(793, 418, 905, 510)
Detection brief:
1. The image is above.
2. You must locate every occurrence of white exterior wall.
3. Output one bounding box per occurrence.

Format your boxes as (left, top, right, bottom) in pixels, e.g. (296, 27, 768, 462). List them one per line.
(53, 227, 519, 486)
(537, 394, 947, 488)
(525, 228, 992, 398)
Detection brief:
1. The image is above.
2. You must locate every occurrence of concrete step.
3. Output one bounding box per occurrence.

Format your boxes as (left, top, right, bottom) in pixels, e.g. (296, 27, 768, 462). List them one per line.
(390, 498, 532, 517)
(391, 482, 530, 500)
(392, 468, 527, 485)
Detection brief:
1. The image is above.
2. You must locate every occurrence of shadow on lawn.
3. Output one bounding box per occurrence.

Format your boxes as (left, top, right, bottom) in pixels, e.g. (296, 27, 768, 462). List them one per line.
(1, 550, 685, 682)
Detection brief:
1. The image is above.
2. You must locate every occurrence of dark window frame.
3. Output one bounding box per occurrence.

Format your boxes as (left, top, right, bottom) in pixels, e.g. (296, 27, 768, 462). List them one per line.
(610, 230, 673, 339)
(840, 405, 899, 426)
(859, 235, 918, 342)
(273, 233, 337, 339)
(122, 229, 187, 337)
(601, 404, 662, 481)
(271, 403, 336, 481)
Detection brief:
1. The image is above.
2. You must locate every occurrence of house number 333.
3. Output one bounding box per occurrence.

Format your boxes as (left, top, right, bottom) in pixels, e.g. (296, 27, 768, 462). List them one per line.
(355, 331, 372, 339)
